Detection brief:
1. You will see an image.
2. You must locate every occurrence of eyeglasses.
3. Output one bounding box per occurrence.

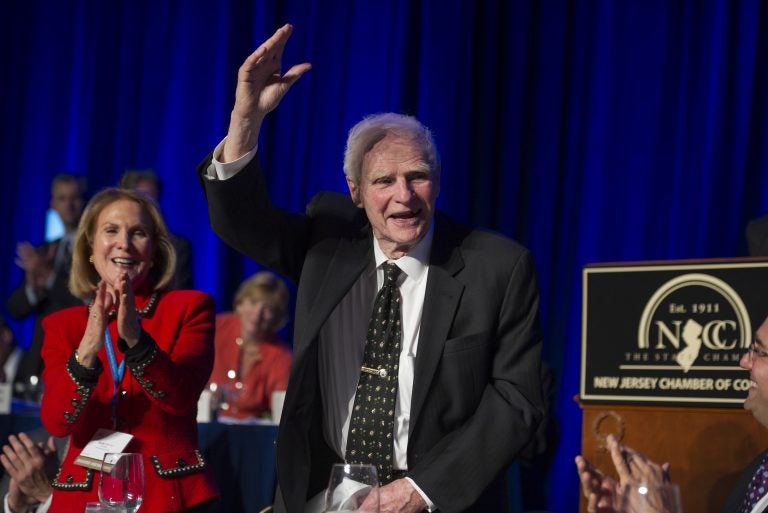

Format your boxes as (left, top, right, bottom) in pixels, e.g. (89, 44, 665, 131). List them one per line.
(747, 338, 768, 362)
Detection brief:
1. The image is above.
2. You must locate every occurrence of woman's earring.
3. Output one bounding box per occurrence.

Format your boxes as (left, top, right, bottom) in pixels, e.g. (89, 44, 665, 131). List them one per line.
(89, 255, 94, 264)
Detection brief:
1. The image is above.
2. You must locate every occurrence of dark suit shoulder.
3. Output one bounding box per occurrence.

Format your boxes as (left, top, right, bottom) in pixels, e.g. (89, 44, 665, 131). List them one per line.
(435, 212, 532, 264)
(746, 214, 768, 256)
(306, 191, 368, 239)
(720, 449, 768, 513)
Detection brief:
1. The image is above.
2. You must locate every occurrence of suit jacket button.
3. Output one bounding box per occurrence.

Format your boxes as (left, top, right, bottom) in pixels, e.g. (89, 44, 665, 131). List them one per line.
(66, 474, 74, 483)
(120, 389, 128, 397)
(177, 458, 186, 467)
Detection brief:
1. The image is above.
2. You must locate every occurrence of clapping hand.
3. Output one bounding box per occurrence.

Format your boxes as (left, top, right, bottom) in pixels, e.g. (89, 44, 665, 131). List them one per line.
(76, 280, 114, 368)
(14, 242, 55, 292)
(116, 273, 140, 347)
(0, 433, 57, 513)
(576, 435, 671, 513)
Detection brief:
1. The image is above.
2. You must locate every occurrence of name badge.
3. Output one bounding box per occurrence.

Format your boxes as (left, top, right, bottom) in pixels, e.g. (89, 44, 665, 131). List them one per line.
(74, 428, 134, 471)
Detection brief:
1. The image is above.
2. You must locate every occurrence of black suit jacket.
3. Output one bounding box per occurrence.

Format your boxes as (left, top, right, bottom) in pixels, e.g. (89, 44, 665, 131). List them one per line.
(200, 154, 545, 513)
(5, 239, 81, 395)
(746, 215, 768, 257)
(721, 450, 768, 513)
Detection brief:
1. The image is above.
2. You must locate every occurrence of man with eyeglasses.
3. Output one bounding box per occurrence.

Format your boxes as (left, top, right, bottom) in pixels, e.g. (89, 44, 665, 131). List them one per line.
(575, 317, 768, 513)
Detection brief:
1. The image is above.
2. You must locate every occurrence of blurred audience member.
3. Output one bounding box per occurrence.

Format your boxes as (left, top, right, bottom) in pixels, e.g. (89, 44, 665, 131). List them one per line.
(119, 169, 193, 289)
(746, 214, 768, 256)
(0, 315, 21, 384)
(6, 174, 85, 400)
(209, 271, 292, 420)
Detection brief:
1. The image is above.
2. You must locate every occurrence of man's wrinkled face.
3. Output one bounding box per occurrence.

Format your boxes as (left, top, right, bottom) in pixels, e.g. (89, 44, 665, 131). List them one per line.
(346, 133, 439, 259)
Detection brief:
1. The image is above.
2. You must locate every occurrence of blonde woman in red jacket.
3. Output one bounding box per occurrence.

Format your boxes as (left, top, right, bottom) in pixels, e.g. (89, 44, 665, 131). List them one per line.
(209, 271, 292, 420)
(39, 187, 217, 513)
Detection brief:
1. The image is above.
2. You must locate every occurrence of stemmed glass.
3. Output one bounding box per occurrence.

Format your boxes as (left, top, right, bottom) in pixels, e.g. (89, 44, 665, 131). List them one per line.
(324, 463, 379, 513)
(99, 453, 145, 513)
(620, 483, 682, 513)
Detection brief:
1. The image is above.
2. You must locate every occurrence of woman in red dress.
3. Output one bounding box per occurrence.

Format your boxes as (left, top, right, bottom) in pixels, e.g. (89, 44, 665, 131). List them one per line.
(40, 187, 217, 513)
(209, 271, 292, 420)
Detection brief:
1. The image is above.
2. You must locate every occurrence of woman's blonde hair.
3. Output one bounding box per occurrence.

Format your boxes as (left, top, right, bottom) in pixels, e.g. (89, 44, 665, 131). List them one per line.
(234, 271, 290, 332)
(69, 187, 176, 299)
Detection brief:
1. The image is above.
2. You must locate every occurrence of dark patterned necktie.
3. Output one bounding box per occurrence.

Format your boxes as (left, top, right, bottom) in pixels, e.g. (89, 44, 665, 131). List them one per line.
(346, 262, 403, 484)
(742, 453, 768, 513)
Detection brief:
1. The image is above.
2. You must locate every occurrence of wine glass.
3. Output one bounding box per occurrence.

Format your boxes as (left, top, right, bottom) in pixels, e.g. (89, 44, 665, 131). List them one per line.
(620, 483, 682, 513)
(99, 453, 145, 513)
(324, 463, 379, 513)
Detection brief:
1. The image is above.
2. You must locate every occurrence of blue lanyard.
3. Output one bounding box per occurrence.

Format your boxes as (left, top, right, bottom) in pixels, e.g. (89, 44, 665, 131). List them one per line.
(103, 328, 125, 428)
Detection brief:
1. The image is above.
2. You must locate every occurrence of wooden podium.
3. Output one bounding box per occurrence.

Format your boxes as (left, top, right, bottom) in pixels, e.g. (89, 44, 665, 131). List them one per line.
(578, 400, 767, 513)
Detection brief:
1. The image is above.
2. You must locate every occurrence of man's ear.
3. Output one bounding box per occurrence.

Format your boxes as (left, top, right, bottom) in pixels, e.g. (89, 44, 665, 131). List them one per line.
(346, 177, 362, 207)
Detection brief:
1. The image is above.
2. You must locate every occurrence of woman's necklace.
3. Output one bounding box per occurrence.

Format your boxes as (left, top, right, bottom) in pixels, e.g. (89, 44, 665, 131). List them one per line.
(89, 291, 160, 320)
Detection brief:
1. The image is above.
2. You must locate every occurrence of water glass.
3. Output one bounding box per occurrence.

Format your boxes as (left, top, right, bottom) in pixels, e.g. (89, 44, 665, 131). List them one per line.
(85, 501, 126, 512)
(324, 463, 379, 512)
(620, 483, 682, 513)
(99, 453, 145, 513)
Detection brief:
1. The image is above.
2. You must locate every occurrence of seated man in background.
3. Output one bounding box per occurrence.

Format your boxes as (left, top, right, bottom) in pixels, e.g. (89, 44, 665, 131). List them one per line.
(6, 174, 85, 399)
(576, 314, 768, 513)
(746, 214, 768, 256)
(208, 271, 292, 420)
(119, 169, 194, 290)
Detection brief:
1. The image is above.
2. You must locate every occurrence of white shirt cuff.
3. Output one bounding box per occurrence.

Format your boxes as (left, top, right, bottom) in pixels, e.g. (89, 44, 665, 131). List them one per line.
(405, 477, 436, 512)
(4, 491, 51, 513)
(24, 284, 40, 307)
(206, 137, 257, 181)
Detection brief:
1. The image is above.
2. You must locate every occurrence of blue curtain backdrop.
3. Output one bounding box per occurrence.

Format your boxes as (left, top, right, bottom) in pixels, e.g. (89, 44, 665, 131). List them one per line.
(2, 1, 767, 511)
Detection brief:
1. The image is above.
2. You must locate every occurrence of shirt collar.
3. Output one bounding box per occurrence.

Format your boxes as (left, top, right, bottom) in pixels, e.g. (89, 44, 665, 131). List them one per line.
(372, 223, 433, 283)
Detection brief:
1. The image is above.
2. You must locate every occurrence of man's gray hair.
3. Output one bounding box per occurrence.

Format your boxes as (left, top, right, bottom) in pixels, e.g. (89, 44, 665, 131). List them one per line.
(343, 113, 441, 185)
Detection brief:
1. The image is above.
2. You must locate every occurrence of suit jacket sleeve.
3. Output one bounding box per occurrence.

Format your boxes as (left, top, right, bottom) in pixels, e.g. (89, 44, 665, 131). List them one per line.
(6, 279, 36, 319)
(198, 152, 311, 283)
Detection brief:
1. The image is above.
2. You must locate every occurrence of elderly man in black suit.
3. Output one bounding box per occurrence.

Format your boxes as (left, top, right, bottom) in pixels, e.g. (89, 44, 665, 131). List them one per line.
(199, 25, 545, 513)
(6, 174, 84, 399)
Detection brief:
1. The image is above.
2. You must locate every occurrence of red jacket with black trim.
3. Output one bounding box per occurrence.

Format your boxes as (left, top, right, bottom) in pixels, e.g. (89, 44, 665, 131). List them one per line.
(40, 289, 218, 513)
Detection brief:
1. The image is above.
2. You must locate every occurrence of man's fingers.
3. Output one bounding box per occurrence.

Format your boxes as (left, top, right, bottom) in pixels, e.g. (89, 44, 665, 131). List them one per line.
(241, 24, 293, 73)
(262, 23, 293, 60)
(0, 452, 15, 474)
(607, 436, 632, 482)
(282, 63, 312, 85)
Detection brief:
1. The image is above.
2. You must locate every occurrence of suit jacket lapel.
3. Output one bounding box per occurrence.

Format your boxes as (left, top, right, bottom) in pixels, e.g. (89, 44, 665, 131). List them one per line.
(410, 215, 465, 430)
(295, 232, 372, 359)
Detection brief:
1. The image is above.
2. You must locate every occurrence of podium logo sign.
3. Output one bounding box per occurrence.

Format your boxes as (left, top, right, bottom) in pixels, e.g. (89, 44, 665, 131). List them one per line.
(637, 273, 750, 372)
(581, 261, 768, 406)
